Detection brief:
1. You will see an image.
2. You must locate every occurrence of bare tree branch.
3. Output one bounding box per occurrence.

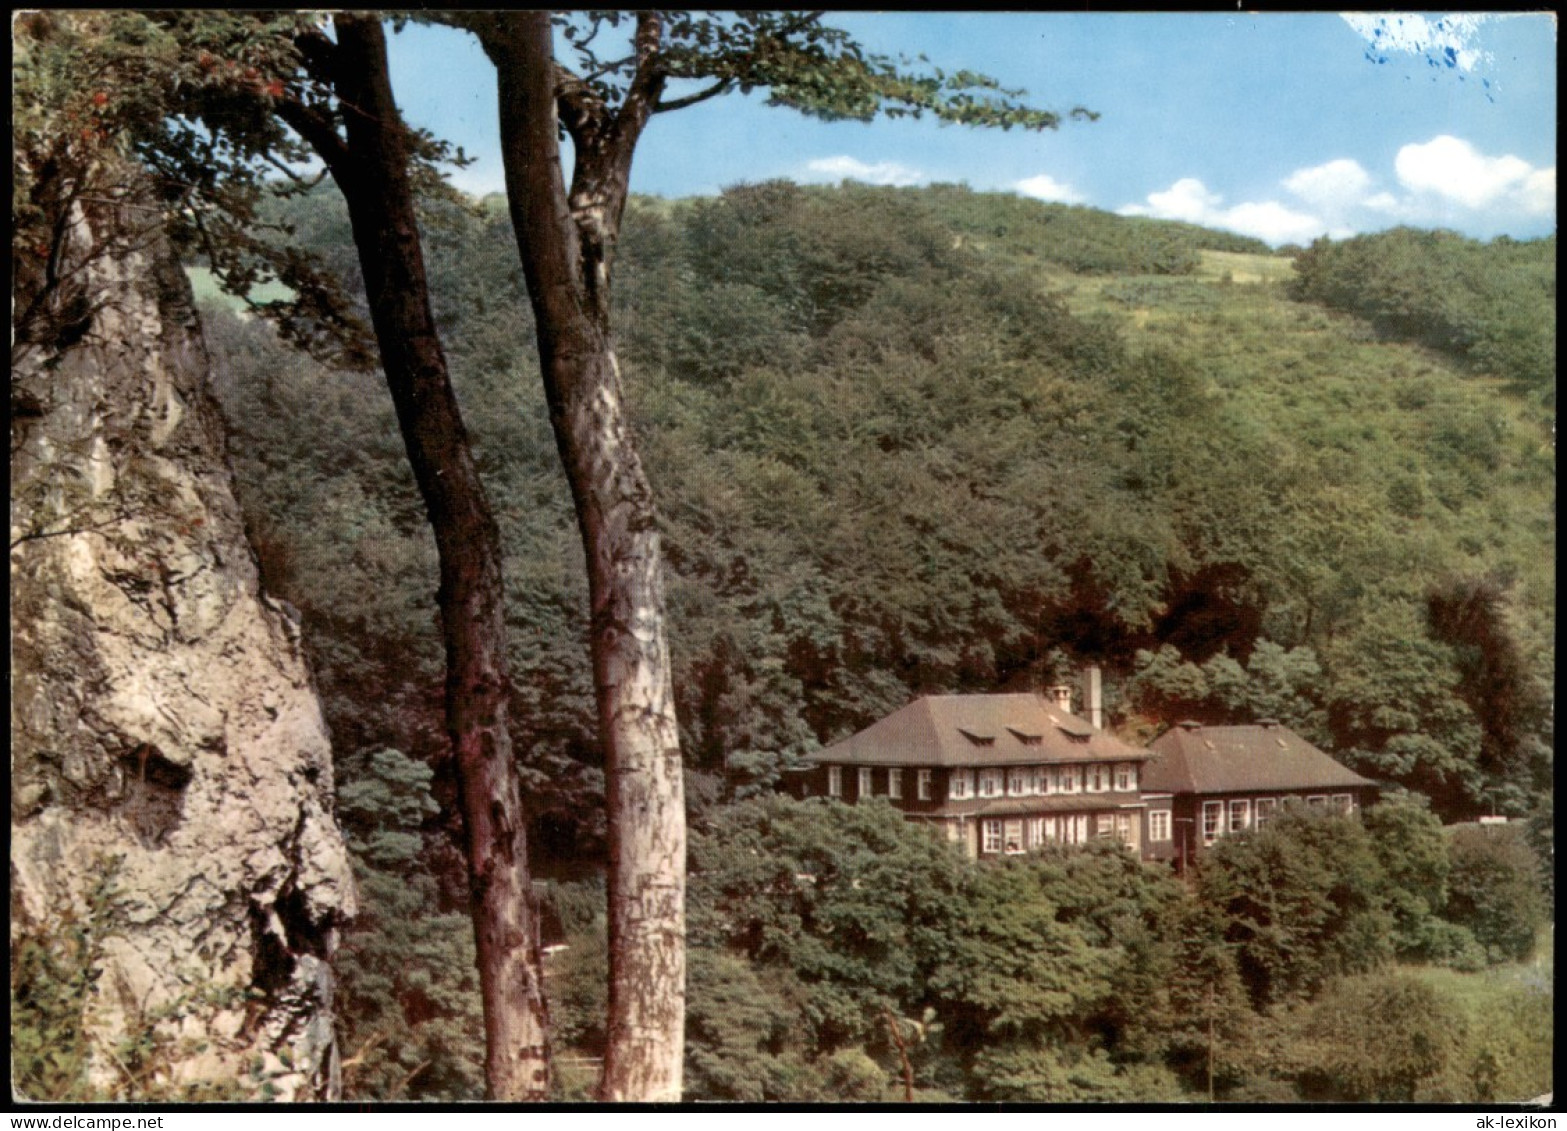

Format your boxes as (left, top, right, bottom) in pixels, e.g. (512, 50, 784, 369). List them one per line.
(654, 78, 730, 114)
(273, 99, 350, 174)
(10, 509, 134, 551)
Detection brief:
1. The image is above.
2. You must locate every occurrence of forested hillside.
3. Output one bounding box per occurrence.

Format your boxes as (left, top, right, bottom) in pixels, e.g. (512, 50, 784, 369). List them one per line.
(199, 184, 1553, 1100)
(1290, 227, 1555, 403)
(208, 182, 1552, 833)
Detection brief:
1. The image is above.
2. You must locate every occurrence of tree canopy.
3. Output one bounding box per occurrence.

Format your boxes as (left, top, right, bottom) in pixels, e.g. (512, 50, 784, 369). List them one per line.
(206, 178, 1553, 831)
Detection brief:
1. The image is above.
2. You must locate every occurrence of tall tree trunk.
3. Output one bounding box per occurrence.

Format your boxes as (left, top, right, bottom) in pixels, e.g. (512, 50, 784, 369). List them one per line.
(477, 13, 686, 1102)
(322, 15, 551, 1100)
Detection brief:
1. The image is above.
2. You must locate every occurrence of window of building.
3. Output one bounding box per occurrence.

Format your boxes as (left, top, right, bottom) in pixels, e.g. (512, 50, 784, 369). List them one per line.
(1028, 817, 1045, 847)
(982, 819, 1003, 854)
(978, 768, 1004, 798)
(887, 768, 902, 799)
(917, 769, 932, 801)
(1306, 795, 1328, 809)
(858, 767, 873, 798)
(1331, 793, 1353, 814)
(1202, 801, 1224, 845)
(1149, 810, 1172, 842)
(1041, 766, 1058, 795)
(1004, 820, 1025, 855)
(1085, 765, 1106, 793)
(1229, 799, 1251, 834)
(1254, 798, 1277, 827)
(1096, 814, 1115, 839)
(1115, 764, 1136, 792)
(949, 770, 973, 800)
(1115, 813, 1134, 844)
(1008, 768, 1031, 796)
(827, 766, 842, 798)
(1062, 766, 1082, 794)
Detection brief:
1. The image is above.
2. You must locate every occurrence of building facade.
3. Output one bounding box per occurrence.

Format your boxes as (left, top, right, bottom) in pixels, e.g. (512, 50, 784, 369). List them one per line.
(1141, 720, 1380, 869)
(794, 698, 1379, 866)
(796, 692, 1155, 858)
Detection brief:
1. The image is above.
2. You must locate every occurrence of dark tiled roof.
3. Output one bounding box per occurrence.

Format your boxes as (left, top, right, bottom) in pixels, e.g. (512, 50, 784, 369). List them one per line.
(805, 693, 1149, 768)
(1143, 722, 1376, 794)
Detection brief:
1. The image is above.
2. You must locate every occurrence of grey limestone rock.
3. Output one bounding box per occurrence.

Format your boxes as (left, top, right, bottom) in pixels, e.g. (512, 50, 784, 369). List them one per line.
(11, 185, 357, 1101)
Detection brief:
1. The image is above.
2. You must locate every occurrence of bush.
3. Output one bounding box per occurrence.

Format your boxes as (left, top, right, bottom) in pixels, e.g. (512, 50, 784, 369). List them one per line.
(1294, 972, 1463, 1101)
(1413, 919, 1488, 973)
(1459, 984, 1553, 1103)
(1196, 808, 1395, 1006)
(11, 892, 106, 1102)
(1445, 824, 1547, 963)
(1363, 794, 1451, 958)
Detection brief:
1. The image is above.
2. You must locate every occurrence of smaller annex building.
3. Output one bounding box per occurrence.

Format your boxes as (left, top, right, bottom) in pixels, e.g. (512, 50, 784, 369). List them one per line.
(1141, 720, 1380, 869)
(795, 692, 1155, 858)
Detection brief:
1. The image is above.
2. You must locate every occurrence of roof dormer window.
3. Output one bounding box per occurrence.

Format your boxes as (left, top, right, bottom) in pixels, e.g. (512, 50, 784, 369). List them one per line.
(1007, 727, 1043, 746)
(1053, 716, 1095, 740)
(958, 729, 995, 746)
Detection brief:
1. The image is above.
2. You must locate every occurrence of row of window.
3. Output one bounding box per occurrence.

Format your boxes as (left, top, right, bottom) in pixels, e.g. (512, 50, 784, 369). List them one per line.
(956, 763, 1138, 799)
(1140, 795, 1357, 847)
(827, 765, 935, 801)
(825, 762, 1138, 802)
(1200, 794, 1354, 845)
(979, 812, 1136, 854)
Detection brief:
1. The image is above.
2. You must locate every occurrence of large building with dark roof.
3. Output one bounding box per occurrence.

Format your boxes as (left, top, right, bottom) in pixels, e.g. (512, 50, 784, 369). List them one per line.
(793, 693, 1379, 865)
(796, 690, 1156, 858)
(1141, 719, 1379, 868)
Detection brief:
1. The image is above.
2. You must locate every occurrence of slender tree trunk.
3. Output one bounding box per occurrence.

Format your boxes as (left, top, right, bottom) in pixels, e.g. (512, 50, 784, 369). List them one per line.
(477, 13, 686, 1102)
(323, 16, 550, 1100)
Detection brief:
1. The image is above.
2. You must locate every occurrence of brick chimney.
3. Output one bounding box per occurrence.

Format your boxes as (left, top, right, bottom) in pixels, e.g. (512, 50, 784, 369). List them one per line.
(1047, 684, 1073, 712)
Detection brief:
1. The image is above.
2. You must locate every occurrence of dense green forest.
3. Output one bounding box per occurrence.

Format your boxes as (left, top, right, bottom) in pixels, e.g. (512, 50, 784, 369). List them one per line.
(1290, 227, 1555, 404)
(198, 183, 1553, 1101)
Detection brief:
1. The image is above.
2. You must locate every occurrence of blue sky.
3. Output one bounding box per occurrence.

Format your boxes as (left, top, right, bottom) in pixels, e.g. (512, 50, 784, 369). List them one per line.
(385, 12, 1556, 246)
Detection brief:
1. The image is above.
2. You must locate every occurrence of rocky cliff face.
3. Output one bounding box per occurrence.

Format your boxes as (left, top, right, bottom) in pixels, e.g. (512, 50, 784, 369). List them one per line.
(11, 187, 357, 1101)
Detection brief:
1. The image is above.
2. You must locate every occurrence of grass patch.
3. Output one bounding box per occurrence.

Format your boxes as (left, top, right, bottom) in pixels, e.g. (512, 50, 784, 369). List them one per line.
(1402, 925, 1553, 1103)
(1197, 249, 1296, 284)
(185, 266, 294, 312)
(1406, 924, 1553, 1002)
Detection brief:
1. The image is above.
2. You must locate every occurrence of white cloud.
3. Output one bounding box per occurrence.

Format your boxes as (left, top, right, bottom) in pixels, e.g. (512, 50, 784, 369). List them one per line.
(1519, 167, 1557, 216)
(1143, 178, 1222, 224)
(802, 155, 924, 187)
(1340, 13, 1493, 72)
(1119, 135, 1555, 246)
(1283, 159, 1373, 212)
(1120, 178, 1329, 245)
(1395, 135, 1536, 209)
(1224, 201, 1338, 245)
(1014, 172, 1086, 204)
